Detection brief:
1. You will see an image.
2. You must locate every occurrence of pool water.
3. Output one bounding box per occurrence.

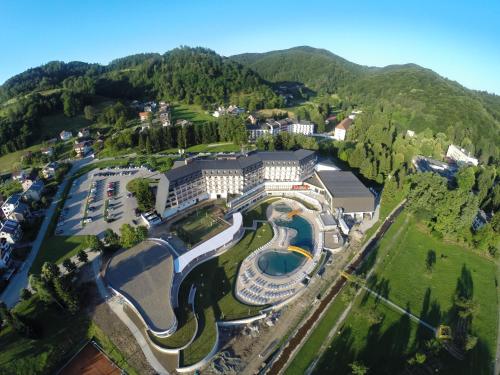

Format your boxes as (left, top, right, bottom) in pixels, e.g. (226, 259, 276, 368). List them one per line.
(257, 214, 314, 276)
(258, 251, 305, 276)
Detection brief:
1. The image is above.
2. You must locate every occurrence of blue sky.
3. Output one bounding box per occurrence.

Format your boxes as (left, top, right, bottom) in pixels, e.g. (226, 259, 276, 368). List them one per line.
(1, 0, 499, 93)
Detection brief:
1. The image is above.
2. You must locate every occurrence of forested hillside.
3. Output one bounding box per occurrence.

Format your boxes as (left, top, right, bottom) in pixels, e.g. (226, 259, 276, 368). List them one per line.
(231, 46, 500, 163)
(0, 47, 281, 156)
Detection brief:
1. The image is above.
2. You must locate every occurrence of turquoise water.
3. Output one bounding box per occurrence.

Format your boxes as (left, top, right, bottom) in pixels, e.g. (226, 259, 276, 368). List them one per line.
(258, 251, 304, 276)
(257, 214, 314, 276)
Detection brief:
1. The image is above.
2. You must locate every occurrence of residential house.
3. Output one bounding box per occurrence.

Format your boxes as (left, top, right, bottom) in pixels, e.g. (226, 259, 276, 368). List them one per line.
(1, 194, 30, 222)
(23, 180, 44, 202)
(176, 119, 192, 127)
(12, 170, 27, 182)
(160, 111, 172, 127)
(139, 112, 151, 122)
(60, 130, 73, 141)
(472, 210, 488, 231)
(446, 144, 479, 166)
(247, 114, 258, 125)
(333, 118, 354, 141)
(0, 238, 13, 269)
(42, 162, 59, 179)
(325, 115, 337, 124)
(78, 128, 90, 138)
(22, 178, 34, 192)
(0, 219, 23, 244)
(74, 141, 91, 158)
(41, 147, 54, 157)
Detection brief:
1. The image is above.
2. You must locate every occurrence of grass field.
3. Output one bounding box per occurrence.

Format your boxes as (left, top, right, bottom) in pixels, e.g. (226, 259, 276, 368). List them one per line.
(285, 288, 349, 375)
(178, 222, 273, 365)
(242, 198, 278, 226)
(313, 292, 423, 374)
(31, 235, 88, 274)
(171, 103, 213, 124)
(0, 296, 138, 375)
(301, 212, 498, 375)
(162, 142, 247, 155)
(39, 112, 92, 139)
(173, 206, 229, 246)
(0, 144, 43, 173)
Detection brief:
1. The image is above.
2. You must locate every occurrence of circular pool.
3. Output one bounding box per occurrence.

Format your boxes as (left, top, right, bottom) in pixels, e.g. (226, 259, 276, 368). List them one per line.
(257, 250, 305, 276)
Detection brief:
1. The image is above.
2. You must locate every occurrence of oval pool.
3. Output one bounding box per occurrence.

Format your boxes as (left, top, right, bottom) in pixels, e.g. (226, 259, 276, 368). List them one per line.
(257, 213, 314, 276)
(258, 250, 305, 276)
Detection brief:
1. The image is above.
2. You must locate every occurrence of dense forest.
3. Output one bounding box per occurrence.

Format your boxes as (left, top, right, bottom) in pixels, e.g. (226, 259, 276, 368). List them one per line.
(231, 46, 500, 163)
(1, 45, 499, 163)
(0, 47, 282, 156)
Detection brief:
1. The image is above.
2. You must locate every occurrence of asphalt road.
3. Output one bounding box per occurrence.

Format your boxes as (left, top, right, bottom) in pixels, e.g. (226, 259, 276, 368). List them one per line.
(1, 157, 93, 308)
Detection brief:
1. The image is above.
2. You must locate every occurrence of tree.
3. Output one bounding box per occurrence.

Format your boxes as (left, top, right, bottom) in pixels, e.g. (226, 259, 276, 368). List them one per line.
(53, 276, 79, 314)
(62, 258, 77, 274)
(83, 105, 96, 121)
(41, 261, 60, 281)
(349, 361, 369, 375)
(464, 334, 478, 351)
(29, 274, 57, 305)
(136, 226, 148, 242)
(103, 229, 120, 247)
(0, 301, 35, 338)
(77, 250, 88, 264)
(455, 167, 476, 191)
(120, 224, 138, 248)
(20, 288, 32, 301)
(86, 235, 103, 252)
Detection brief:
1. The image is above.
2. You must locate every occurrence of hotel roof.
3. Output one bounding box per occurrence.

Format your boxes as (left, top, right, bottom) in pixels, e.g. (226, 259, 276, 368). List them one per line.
(165, 150, 316, 183)
(317, 171, 375, 213)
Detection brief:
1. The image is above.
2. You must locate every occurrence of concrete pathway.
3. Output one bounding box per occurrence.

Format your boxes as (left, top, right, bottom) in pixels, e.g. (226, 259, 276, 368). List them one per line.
(92, 257, 170, 375)
(1, 157, 93, 307)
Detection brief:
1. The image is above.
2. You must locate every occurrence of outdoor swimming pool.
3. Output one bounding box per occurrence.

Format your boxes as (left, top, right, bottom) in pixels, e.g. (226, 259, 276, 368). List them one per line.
(257, 214, 314, 276)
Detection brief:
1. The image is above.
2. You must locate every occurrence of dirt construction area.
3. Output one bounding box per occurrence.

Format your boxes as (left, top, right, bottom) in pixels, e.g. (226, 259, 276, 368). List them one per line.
(56, 167, 154, 237)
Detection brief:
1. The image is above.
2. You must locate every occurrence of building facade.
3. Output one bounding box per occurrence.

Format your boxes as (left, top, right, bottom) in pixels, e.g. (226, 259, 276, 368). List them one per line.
(446, 144, 479, 166)
(157, 150, 317, 218)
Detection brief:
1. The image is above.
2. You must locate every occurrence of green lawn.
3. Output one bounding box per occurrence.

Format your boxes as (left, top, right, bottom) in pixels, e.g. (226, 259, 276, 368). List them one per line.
(178, 223, 273, 365)
(31, 235, 88, 274)
(285, 289, 349, 375)
(173, 206, 229, 247)
(171, 103, 213, 124)
(306, 213, 498, 375)
(39, 112, 92, 139)
(313, 292, 422, 375)
(242, 198, 278, 226)
(149, 310, 197, 349)
(366, 214, 498, 374)
(0, 296, 138, 375)
(0, 144, 43, 173)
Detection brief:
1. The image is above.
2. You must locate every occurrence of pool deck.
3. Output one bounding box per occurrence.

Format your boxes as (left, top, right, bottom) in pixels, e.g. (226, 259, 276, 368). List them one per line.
(235, 199, 324, 306)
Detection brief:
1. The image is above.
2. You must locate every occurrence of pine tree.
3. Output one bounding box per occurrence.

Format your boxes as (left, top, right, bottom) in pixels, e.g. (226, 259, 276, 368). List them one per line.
(53, 277, 80, 315)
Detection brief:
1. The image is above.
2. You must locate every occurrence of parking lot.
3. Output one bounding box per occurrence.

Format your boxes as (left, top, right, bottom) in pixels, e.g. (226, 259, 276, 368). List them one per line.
(56, 167, 156, 237)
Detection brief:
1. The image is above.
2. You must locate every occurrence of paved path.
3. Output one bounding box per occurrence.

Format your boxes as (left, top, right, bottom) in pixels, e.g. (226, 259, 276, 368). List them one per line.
(92, 257, 169, 375)
(1, 157, 92, 307)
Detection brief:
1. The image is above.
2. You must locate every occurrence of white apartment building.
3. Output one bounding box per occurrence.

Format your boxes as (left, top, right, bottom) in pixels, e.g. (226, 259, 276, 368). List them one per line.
(0, 219, 23, 244)
(156, 150, 317, 218)
(246, 118, 315, 140)
(446, 144, 479, 166)
(333, 118, 353, 141)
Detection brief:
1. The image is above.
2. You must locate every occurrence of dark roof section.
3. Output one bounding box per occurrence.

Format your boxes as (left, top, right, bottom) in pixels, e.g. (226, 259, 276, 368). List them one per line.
(317, 171, 375, 213)
(165, 150, 315, 183)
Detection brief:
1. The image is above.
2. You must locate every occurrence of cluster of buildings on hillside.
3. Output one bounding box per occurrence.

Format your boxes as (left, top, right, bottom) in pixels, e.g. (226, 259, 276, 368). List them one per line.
(0, 171, 49, 268)
(58, 127, 95, 158)
(135, 100, 173, 128)
(155, 149, 375, 226)
(246, 118, 316, 140)
(212, 105, 245, 118)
